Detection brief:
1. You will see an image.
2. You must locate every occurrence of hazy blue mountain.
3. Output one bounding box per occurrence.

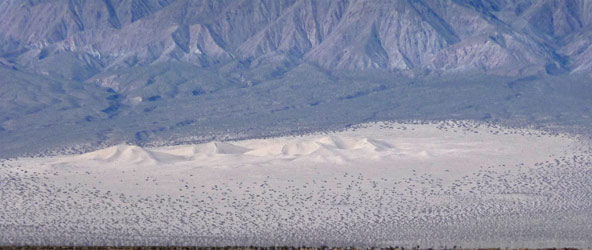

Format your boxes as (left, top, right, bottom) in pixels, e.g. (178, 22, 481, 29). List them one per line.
(1, 0, 592, 157)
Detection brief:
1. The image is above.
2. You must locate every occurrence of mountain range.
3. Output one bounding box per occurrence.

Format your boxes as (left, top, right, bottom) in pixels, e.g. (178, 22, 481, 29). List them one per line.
(1, 0, 592, 157)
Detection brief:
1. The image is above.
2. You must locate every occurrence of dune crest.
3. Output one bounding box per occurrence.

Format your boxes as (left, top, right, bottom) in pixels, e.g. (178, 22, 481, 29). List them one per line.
(194, 142, 251, 155)
(77, 144, 185, 165)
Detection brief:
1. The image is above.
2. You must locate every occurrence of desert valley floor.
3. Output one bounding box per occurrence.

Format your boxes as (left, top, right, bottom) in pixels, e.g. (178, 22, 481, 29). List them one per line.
(1, 121, 592, 248)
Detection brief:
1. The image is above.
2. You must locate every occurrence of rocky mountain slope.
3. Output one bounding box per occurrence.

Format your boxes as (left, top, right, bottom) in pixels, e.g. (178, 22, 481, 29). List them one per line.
(1, 0, 592, 157)
(2, 0, 592, 78)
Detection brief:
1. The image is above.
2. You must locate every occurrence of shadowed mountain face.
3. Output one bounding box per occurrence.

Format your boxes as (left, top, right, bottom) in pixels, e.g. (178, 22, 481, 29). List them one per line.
(1, 0, 592, 157)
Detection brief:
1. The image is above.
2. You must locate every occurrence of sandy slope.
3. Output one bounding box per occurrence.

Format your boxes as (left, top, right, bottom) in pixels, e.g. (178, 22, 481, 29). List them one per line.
(1, 121, 591, 247)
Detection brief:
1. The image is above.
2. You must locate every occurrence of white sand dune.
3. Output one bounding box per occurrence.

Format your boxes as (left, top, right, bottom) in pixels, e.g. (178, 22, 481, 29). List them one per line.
(157, 136, 394, 159)
(280, 140, 321, 156)
(162, 141, 251, 158)
(75, 144, 186, 165)
(317, 136, 393, 151)
(2, 121, 592, 247)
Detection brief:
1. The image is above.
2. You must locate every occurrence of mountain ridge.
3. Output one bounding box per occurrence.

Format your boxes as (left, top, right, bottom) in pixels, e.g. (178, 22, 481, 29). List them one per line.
(2, 0, 592, 79)
(1, 0, 592, 158)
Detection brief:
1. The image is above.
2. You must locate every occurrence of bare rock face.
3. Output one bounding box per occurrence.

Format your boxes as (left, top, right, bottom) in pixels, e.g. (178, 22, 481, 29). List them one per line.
(1, 0, 592, 79)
